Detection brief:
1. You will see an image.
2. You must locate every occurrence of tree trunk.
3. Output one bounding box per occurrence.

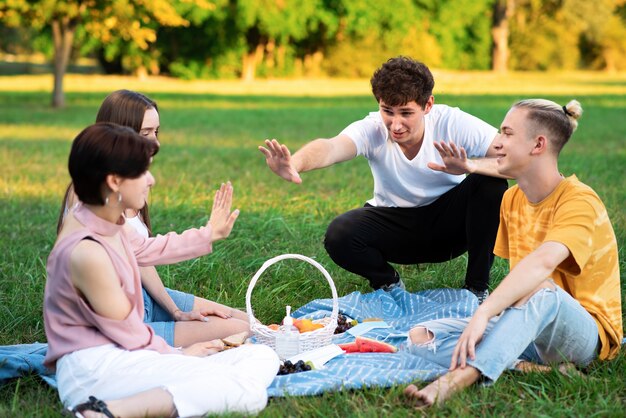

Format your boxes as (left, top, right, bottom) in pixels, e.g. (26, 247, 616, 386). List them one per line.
(241, 43, 265, 82)
(51, 17, 77, 108)
(266, 38, 276, 77)
(491, 0, 514, 72)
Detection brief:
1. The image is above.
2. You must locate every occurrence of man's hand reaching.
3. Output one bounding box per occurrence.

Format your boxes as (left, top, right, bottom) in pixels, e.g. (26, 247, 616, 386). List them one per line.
(258, 139, 303, 184)
(428, 140, 476, 175)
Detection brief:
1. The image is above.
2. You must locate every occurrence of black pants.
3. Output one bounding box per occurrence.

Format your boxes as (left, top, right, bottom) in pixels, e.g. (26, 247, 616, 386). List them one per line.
(324, 174, 508, 290)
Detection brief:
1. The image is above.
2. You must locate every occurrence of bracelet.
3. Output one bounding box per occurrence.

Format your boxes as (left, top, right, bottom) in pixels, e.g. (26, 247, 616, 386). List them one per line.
(173, 309, 182, 316)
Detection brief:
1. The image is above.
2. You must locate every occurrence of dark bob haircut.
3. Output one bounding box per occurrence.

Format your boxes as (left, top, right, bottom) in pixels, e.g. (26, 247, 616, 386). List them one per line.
(69, 122, 159, 205)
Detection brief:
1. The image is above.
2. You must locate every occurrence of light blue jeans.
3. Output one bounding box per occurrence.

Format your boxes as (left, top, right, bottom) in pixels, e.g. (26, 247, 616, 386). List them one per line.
(407, 285, 600, 382)
(142, 287, 195, 346)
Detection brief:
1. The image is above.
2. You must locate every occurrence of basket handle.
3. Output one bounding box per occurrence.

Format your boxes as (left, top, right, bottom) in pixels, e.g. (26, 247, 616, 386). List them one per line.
(245, 254, 339, 325)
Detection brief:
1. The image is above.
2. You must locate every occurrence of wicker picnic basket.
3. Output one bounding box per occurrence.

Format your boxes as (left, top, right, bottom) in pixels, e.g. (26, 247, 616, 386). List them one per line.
(245, 254, 339, 353)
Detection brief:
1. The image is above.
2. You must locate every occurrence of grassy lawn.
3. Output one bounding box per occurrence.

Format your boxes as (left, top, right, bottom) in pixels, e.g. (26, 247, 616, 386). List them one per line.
(0, 73, 625, 416)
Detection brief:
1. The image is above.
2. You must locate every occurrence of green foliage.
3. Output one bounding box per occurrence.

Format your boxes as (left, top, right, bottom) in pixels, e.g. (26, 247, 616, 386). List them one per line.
(509, 0, 626, 71)
(2, 0, 626, 79)
(428, 0, 495, 70)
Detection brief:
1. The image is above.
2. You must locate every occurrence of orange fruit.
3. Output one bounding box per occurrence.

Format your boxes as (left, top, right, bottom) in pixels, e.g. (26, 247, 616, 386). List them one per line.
(268, 324, 280, 330)
(298, 319, 325, 333)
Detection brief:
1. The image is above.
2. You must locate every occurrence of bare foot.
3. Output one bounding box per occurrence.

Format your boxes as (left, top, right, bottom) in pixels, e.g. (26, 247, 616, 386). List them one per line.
(404, 368, 479, 409)
(404, 383, 436, 408)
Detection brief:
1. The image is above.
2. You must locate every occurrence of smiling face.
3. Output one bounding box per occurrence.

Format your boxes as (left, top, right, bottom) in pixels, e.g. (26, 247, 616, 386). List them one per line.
(119, 170, 155, 211)
(494, 107, 537, 177)
(379, 98, 432, 152)
(139, 107, 160, 145)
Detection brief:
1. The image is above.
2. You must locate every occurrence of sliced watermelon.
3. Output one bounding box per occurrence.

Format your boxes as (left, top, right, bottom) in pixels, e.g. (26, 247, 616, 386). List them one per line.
(338, 336, 397, 353)
(355, 336, 397, 353)
(338, 342, 360, 353)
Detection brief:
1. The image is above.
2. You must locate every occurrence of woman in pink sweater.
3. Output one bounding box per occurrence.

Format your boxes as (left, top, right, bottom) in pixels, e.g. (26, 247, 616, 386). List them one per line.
(46, 123, 279, 417)
(57, 90, 250, 348)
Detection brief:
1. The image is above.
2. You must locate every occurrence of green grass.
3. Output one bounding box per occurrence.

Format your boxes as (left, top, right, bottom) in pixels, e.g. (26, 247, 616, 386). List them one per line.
(0, 74, 625, 416)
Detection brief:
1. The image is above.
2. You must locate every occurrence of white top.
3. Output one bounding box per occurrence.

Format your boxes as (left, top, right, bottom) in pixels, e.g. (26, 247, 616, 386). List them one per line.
(125, 214, 150, 238)
(341, 104, 497, 207)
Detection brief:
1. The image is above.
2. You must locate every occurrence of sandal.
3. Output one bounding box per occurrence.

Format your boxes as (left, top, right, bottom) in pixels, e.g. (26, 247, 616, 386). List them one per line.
(63, 396, 115, 418)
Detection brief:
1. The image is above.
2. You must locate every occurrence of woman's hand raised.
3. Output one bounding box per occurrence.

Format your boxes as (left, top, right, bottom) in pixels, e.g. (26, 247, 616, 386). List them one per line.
(208, 181, 240, 241)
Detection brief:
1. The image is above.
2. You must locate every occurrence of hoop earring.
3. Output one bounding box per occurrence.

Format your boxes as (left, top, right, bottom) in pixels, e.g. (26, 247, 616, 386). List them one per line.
(105, 191, 122, 207)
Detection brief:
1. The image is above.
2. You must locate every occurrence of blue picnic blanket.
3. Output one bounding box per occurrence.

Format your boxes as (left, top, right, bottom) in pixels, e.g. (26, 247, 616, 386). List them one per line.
(268, 287, 479, 397)
(0, 343, 56, 388)
(7, 288, 621, 396)
(0, 288, 477, 394)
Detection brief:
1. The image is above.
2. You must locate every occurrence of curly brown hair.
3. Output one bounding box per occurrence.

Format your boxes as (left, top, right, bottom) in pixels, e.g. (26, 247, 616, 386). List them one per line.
(370, 56, 434, 108)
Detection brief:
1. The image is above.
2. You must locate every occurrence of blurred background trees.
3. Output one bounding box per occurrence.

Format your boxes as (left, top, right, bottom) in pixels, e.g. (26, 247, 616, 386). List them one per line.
(1, 0, 625, 106)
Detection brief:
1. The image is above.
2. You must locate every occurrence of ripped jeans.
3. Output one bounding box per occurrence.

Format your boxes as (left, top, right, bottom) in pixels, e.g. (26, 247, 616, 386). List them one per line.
(406, 285, 599, 382)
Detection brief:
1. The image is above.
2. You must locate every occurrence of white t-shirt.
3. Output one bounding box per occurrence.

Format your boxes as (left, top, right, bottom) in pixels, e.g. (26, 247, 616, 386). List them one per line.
(341, 104, 497, 207)
(125, 214, 150, 238)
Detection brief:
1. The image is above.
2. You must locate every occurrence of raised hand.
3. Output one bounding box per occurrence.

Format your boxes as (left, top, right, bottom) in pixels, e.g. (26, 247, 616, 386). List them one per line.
(428, 140, 476, 175)
(258, 139, 302, 184)
(208, 181, 239, 241)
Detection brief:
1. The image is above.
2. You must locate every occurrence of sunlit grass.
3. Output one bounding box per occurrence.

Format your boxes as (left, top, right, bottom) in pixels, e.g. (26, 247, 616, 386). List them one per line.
(0, 73, 624, 416)
(1, 71, 626, 96)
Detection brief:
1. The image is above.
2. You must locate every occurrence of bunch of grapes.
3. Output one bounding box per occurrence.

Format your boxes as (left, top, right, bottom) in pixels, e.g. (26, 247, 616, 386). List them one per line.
(334, 314, 355, 334)
(277, 360, 312, 375)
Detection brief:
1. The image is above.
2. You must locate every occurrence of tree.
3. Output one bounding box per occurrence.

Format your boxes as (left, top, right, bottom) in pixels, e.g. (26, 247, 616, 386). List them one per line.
(232, 0, 324, 81)
(491, 0, 515, 72)
(508, 0, 626, 70)
(322, 0, 435, 77)
(0, 1, 210, 107)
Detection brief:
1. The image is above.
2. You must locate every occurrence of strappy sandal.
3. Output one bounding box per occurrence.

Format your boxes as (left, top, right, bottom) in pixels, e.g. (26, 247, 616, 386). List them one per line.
(63, 396, 116, 418)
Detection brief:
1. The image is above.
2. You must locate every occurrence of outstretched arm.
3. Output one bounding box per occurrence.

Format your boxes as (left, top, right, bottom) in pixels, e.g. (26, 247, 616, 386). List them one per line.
(258, 135, 357, 183)
(129, 182, 239, 265)
(428, 140, 510, 179)
(449, 241, 570, 370)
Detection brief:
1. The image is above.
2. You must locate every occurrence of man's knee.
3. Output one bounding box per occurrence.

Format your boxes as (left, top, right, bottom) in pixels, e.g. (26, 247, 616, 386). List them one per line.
(409, 326, 434, 345)
(513, 280, 557, 307)
(324, 212, 359, 253)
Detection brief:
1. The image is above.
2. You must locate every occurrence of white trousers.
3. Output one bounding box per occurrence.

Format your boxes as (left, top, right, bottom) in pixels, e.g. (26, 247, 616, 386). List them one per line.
(56, 344, 280, 417)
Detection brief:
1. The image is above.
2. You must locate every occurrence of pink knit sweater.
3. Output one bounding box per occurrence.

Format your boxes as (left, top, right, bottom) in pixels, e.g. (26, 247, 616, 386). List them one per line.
(44, 204, 214, 369)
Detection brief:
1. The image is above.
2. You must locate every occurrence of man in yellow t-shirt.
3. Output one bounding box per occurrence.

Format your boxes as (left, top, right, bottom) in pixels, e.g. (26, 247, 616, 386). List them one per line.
(403, 98, 622, 407)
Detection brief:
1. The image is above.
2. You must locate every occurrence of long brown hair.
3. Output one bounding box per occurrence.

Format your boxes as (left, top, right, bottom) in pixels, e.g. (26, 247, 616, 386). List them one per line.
(57, 90, 159, 234)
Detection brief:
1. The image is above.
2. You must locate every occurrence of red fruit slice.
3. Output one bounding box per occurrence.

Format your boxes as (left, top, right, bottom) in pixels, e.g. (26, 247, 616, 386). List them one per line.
(338, 342, 360, 353)
(355, 336, 397, 353)
(338, 336, 397, 353)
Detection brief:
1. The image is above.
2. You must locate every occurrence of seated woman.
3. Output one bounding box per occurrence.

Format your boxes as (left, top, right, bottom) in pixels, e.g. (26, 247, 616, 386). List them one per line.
(57, 89, 249, 347)
(46, 123, 279, 417)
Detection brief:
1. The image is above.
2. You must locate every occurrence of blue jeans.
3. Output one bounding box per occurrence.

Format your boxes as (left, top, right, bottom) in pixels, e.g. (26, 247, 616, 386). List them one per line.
(142, 287, 195, 346)
(407, 285, 600, 382)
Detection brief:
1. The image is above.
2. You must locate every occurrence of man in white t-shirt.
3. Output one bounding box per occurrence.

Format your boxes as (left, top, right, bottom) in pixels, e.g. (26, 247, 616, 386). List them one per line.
(259, 57, 508, 300)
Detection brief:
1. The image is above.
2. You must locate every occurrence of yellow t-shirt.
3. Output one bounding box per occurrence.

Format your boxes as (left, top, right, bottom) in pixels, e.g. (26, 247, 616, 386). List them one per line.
(494, 175, 622, 360)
